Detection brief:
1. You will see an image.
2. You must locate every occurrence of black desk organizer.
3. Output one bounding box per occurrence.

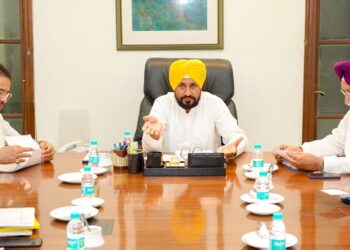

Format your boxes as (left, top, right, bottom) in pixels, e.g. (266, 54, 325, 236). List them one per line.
(143, 166, 226, 176)
(144, 153, 226, 176)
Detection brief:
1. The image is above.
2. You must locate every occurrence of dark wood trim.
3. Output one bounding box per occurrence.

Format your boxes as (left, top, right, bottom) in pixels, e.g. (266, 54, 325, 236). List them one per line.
(0, 1, 34, 135)
(0, 40, 21, 44)
(21, 0, 35, 137)
(319, 40, 350, 45)
(2, 113, 23, 119)
(302, 0, 320, 143)
(317, 114, 345, 119)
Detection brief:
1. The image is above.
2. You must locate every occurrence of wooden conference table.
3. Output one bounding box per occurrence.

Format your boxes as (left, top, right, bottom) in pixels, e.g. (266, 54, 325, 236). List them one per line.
(1, 152, 350, 249)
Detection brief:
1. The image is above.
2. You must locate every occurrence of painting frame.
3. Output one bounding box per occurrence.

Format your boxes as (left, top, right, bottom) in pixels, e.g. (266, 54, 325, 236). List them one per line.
(116, 0, 223, 50)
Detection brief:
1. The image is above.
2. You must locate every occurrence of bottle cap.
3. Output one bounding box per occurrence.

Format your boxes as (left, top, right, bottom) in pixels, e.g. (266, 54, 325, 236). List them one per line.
(123, 131, 131, 136)
(84, 165, 92, 172)
(254, 144, 262, 149)
(259, 171, 268, 177)
(70, 212, 80, 219)
(90, 140, 98, 145)
(273, 212, 283, 220)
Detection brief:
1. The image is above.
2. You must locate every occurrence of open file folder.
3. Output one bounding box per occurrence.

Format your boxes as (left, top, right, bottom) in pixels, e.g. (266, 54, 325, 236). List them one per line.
(0, 135, 41, 173)
(0, 207, 35, 228)
(0, 208, 39, 237)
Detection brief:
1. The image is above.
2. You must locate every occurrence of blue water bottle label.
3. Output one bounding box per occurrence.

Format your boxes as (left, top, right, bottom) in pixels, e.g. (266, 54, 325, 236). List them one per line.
(67, 236, 84, 250)
(82, 185, 94, 195)
(256, 191, 269, 200)
(89, 155, 100, 164)
(270, 239, 286, 250)
(78, 237, 85, 249)
(253, 159, 264, 167)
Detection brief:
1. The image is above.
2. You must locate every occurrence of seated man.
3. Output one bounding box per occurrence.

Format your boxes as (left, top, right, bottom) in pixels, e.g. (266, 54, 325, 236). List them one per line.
(142, 59, 248, 158)
(274, 60, 350, 174)
(0, 64, 54, 164)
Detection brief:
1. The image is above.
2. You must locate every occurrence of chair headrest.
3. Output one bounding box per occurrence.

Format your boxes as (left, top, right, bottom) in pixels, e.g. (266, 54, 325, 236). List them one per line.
(144, 58, 234, 104)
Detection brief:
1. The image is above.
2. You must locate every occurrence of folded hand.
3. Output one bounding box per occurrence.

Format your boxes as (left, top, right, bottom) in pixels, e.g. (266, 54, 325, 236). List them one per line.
(39, 141, 55, 162)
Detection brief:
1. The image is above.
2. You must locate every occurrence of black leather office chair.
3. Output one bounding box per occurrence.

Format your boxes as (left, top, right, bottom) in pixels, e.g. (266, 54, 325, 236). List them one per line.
(134, 58, 237, 144)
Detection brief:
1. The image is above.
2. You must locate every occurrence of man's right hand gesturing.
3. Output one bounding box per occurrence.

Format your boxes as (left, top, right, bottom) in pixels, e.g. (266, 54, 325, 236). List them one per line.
(142, 115, 163, 140)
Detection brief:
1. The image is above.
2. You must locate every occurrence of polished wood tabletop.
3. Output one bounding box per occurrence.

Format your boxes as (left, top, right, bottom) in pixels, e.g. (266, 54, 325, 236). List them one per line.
(1, 152, 350, 249)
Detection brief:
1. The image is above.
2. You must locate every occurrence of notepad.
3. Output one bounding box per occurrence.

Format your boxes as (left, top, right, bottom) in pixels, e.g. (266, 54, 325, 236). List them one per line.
(0, 213, 39, 238)
(0, 219, 40, 232)
(0, 135, 41, 173)
(321, 189, 348, 196)
(0, 230, 33, 237)
(0, 207, 35, 228)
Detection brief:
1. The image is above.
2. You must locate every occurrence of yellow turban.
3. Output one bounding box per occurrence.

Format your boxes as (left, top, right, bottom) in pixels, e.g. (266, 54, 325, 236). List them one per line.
(169, 59, 207, 90)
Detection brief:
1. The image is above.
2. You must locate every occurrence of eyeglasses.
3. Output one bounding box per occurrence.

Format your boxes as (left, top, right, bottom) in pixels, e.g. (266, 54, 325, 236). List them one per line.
(0, 90, 12, 100)
(177, 83, 199, 92)
(340, 89, 350, 97)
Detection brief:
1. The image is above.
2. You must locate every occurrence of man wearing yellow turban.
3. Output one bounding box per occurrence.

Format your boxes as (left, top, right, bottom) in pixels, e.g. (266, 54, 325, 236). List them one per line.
(142, 59, 247, 157)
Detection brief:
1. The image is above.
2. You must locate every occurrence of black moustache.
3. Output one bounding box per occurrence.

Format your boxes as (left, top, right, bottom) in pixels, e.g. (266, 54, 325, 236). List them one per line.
(181, 96, 195, 101)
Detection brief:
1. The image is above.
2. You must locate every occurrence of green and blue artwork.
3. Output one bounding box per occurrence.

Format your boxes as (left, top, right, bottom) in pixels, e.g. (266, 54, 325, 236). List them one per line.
(132, 0, 207, 31)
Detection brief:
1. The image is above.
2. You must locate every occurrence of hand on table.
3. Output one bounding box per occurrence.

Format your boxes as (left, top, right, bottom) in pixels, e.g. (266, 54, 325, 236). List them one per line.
(284, 151, 323, 171)
(0, 145, 33, 164)
(273, 144, 303, 163)
(39, 141, 55, 162)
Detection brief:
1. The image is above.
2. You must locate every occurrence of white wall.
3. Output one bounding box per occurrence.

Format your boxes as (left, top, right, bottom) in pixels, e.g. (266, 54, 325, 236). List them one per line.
(32, 0, 305, 151)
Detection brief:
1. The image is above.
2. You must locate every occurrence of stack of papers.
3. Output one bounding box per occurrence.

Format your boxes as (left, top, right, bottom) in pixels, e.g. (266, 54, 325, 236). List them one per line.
(0, 135, 41, 173)
(0, 208, 40, 237)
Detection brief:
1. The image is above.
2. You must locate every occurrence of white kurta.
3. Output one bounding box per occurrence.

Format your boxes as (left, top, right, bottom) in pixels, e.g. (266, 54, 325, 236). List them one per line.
(302, 110, 350, 174)
(142, 92, 248, 155)
(0, 113, 20, 148)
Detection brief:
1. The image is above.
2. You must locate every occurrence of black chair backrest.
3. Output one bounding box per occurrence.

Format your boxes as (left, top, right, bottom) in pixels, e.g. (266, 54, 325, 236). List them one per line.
(134, 58, 237, 144)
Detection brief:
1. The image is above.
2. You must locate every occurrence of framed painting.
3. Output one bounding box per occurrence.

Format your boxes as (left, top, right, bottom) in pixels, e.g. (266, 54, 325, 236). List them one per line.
(116, 0, 223, 50)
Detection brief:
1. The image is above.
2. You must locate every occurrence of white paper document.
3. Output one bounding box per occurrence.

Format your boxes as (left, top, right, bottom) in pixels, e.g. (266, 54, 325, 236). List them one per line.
(0, 207, 35, 227)
(321, 189, 349, 196)
(0, 135, 41, 173)
(0, 230, 33, 237)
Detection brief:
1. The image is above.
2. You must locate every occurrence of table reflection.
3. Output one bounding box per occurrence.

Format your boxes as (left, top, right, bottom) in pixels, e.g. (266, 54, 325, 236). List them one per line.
(0, 173, 37, 207)
(111, 170, 235, 250)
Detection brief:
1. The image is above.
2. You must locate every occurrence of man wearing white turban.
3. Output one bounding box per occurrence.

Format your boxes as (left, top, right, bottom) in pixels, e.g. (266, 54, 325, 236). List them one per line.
(142, 59, 248, 157)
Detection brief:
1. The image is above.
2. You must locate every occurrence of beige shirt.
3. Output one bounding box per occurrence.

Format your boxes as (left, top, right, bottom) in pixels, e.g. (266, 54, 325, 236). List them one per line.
(142, 92, 248, 155)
